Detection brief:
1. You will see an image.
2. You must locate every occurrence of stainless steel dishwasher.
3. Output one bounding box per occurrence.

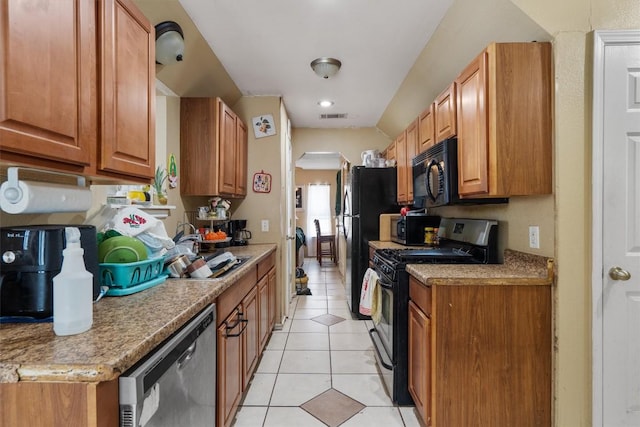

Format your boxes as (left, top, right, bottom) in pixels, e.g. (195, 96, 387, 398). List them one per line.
(119, 304, 216, 427)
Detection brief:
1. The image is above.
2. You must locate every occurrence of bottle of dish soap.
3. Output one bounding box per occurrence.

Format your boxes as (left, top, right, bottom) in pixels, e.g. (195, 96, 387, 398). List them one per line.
(53, 227, 93, 336)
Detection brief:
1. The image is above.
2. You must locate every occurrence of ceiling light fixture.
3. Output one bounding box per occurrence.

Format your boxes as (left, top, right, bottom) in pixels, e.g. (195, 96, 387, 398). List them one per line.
(310, 57, 342, 79)
(318, 100, 334, 108)
(155, 21, 185, 65)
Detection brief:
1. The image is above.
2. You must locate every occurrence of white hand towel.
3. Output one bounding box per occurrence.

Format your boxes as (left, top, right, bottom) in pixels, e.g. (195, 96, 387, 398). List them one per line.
(371, 280, 382, 325)
(359, 268, 379, 316)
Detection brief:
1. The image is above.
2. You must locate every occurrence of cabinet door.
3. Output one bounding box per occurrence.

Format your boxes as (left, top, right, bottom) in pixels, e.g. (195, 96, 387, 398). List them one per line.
(268, 267, 277, 331)
(386, 140, 397, 162)
(99, 0, 155, 179)
(217, 308, 244, 427)
(395, 131, 408, 203)
(434, 83, 457, 142)
(0, 379, 118, 427)
(455, 51, 489, 196)
(235, 118, 248, 196)
(180, 98, 218, 195)
(408, 300, 431, 426)
(219, 100, 238, 196)
(242, 287, 258, 389)
(418, 104, 436, 152)
(258, 275, 270, 352)
(405, 119, 418, 203)
(0, 0, 95, 167)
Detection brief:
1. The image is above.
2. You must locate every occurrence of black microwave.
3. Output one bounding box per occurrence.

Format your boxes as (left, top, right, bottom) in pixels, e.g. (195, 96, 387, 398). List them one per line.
(412, 137, 508, 208)
(390, 214, 440, 245)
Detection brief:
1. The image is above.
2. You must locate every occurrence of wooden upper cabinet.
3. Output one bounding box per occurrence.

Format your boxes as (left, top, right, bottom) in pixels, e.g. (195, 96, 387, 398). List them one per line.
(456, 51, 489, 196)
(405, 118, 418, 202)
(434, 83, 457, 142)
(0, 0, 155, 181)
(385, 140, 397, 163)
(235, 119, 248, 196)
(418, 104, 436, 152)
(455, 42, 552, 198)
(219, 101, 238, 195)
(181, 97, 248, 197)
(395, 131, 408, 204)
(0, 0, 96, 167)
(99, 0, 155, 179)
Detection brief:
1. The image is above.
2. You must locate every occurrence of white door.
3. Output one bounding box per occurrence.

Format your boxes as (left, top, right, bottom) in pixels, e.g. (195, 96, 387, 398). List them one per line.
(284, 119, 296, 302)
(593, 30, 640, 427)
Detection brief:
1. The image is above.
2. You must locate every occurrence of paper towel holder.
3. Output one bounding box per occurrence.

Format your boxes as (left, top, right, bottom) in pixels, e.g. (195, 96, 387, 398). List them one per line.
(1, 167, 89, 213)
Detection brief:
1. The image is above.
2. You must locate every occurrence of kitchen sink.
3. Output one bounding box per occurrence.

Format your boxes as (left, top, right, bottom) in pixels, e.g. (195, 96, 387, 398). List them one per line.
(208, 255, 251, 278)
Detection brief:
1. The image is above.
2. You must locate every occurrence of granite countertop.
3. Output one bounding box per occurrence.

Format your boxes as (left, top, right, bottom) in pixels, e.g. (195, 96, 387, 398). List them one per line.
(0, 244, 276, 384)
(407, 249, 554, 286)
(368, 240, 407, 250)
(368, 241, 554, 286)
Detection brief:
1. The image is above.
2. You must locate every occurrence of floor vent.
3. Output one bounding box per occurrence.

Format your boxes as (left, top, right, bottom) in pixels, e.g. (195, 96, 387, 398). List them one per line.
(319, 113, 348, 119)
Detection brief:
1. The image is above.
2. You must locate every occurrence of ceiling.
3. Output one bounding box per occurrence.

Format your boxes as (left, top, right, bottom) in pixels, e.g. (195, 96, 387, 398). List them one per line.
(178, 0, 453, 129)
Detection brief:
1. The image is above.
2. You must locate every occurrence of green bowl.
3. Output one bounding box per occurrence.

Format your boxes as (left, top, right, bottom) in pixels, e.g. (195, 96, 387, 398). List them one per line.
(98, 236, 148, 263)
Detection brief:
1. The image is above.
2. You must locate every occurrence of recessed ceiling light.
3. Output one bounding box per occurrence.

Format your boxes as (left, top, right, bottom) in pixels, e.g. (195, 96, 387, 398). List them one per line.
(318, 100, 334, 108)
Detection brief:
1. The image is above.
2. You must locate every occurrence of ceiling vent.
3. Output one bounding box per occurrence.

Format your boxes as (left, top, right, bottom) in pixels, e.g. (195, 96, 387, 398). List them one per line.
(319, 113, 348, 119)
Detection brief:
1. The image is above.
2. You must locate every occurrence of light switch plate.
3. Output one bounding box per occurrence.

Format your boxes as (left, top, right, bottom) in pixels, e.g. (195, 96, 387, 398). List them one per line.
(529, 226, 540, 249)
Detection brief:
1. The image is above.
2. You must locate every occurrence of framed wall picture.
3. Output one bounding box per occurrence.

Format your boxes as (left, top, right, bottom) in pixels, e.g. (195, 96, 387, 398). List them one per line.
(295, 186, 303, 210)
(252, 114, 276, 138)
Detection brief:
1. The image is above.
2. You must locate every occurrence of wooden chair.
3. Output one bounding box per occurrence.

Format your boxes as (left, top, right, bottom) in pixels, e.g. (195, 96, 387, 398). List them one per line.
(314, 219, 336, 266)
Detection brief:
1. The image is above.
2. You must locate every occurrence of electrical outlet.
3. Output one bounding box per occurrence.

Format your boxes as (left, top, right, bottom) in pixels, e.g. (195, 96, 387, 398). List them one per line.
(261, 219, 269, 232)
(529, 226, 540, 249)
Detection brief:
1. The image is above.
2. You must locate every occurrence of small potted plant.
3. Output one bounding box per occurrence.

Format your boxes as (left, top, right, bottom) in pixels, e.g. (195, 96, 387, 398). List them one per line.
(153, 166, 168, 205)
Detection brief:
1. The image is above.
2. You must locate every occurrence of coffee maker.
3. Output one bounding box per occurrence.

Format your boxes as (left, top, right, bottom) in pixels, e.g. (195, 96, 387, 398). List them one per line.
(0, 225, 100, 319)
(228, 219, 251, 246)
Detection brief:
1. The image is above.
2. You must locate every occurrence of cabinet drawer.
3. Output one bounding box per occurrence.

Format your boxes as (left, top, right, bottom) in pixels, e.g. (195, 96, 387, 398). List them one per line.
(257, 251, 276, 278)
(217, 268, 257, 325)
(409, 275, 431, 316)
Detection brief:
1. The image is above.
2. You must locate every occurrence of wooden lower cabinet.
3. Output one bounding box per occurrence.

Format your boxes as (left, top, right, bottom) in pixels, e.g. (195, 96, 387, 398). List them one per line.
(258, 275, 270, 352)
(408, 274, 551, 427)
(242, 287, 259, 389)
(267, 267, 277, 332)
(408, 300, 431, 426)
(217, 252, 277, 427)
(0, 379, 119, 427)
(217, 308, 244, 427)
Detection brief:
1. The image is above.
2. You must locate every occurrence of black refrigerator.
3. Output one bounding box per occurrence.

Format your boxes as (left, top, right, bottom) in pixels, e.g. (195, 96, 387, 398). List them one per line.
(342, 166, 398, 318)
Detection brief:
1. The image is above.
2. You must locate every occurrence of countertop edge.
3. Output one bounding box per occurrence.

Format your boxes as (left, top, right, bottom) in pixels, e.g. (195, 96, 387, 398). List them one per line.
(405, 249, 555, 286)
(0, 244, 277, 384)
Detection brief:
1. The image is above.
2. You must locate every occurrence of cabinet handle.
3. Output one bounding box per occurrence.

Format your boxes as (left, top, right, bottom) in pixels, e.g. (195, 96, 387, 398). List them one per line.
(224, 310, 248, 337)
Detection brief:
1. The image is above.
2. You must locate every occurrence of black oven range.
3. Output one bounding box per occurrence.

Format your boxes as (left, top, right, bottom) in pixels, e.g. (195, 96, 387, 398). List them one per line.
(368, 218, 499, 405)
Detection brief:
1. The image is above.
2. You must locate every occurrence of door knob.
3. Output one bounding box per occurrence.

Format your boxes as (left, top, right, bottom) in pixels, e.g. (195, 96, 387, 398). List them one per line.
(609, 266, 631, 281)
(286, 235, 295, 240)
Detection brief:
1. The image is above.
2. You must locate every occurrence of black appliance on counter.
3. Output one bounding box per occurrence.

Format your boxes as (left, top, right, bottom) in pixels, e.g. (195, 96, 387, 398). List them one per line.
(389, 213, 440, 246)
(0, 225, 100, 320)
(412, 137, 508, 208)
(342, 166, 399, 319)
(369, 218, 499, 405)
(228, 219, 251, 246)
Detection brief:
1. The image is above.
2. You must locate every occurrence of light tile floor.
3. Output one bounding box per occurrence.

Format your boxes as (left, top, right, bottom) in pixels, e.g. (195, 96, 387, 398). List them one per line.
(232, 259, 422, 427)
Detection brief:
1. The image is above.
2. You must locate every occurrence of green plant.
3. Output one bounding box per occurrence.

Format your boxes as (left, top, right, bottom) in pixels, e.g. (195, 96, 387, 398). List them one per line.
(153, 166, 167, 195)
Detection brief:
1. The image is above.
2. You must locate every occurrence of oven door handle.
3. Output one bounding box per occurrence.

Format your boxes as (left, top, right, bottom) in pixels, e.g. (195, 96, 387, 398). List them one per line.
(369, 328, 393, 370)
(375, 277, 394, 290)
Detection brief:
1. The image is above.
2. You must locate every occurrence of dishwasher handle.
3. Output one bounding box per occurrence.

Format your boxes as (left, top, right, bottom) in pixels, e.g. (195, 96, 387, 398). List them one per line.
(177, 341, 197, 369)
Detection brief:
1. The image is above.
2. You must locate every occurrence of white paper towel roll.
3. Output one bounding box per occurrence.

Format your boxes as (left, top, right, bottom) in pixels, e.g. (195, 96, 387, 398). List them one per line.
(0, 180, 92, 214)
